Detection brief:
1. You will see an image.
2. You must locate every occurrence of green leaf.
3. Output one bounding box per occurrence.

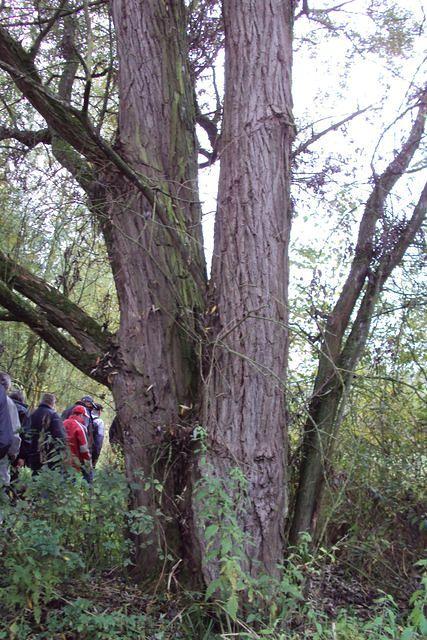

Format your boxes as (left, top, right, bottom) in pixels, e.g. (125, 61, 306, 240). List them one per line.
(204, 524, 219, 541)
(221, 537, 233, 555)
(224, 593, 239, 620)
(205, 577, 223, 599)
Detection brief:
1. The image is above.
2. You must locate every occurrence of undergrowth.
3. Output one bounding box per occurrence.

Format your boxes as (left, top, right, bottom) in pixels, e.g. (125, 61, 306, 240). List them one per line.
(0, 466, 425, 639)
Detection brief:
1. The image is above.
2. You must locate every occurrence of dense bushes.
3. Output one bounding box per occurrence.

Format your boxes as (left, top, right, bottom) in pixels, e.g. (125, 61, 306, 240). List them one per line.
(0, 467, 132, 635)
(316, 379, 426, 604)
(0, 464, 425, 639)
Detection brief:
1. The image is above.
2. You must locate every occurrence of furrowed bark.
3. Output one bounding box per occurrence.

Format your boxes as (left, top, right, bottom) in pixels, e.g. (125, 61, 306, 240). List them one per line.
(0, 0, 210, 582)
(200, 0, 294, 580)
(107, 0, 206, 579)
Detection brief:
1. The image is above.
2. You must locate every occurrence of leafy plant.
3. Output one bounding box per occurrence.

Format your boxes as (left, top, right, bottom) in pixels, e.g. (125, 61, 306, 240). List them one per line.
(0, 465, 130, 625)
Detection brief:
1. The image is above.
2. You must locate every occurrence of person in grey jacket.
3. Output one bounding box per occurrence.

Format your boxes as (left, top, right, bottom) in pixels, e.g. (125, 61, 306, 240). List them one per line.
(0, 372, 21, 486)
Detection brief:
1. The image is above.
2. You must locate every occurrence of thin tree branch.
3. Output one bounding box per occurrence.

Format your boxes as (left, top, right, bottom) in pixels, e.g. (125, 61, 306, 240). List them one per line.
(337, 179, 427, 403)
(196, 108, 219, 165)
(292, 105, 371, 158)
(361, 374, 427, 402)
(51, 11, 95, 191)
(29, 0, 68, 61)
(0, 26, 206, 290)
(0, 0, 108, 29)
(0, 37, 105, 164)
(57, 13, 80, 105)
(198, 146, 216, 168)
(0, 126, 51, 148)
(81, 0, 93, 117)
(295, 0, 310, 20)
(378, 181, 427, 280)
(329, 84, 427, 342)
(95, 11, 114, 133)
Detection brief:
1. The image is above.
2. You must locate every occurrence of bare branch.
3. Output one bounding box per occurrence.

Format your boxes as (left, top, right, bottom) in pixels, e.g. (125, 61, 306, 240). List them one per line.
(0, 126, 51, 148)
(295, 0, 310, 20)
(379, 180, 427, 281)
(198, 145, 216, 168)
(51, 11, 95, 191)
(0, 31, 104, 164)
(95, 12, 114, 133)
(339, 178, 426, 385)
(29, 0, 68, 61)
(57, 14, 80, 105)
(330, 84, 427, 340)
(292, 105, 371, 158)
(320, 1, 356, 15)
(196, 110, 219, 164)
(81, 0, 94, 116)
(0, 1, 108, 29)
(0, 26, 206, 291)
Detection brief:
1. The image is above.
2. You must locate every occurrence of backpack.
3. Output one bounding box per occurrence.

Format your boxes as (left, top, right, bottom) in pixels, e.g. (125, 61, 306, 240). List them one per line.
(0, 385, 13, 459)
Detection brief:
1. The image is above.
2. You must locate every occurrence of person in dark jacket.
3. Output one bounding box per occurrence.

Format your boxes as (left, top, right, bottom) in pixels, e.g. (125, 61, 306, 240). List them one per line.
(9, 389, 31, 467)
(28, 393, 66, 473)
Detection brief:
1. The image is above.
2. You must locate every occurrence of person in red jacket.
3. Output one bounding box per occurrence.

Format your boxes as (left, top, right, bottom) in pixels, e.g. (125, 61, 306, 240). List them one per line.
(63, 405, 92, 477)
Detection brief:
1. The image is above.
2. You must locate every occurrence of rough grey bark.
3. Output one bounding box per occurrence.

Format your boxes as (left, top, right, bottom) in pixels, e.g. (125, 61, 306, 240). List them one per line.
(103, 0, 206, 575)
(0, 0, 296, 583)
(200, 0, 294, 579)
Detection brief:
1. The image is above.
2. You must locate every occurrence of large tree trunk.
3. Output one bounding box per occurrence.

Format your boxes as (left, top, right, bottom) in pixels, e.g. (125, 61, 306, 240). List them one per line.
(0, 0, 295, 585)
(107, 0, 206, 577)
(199, 0, 294, 580)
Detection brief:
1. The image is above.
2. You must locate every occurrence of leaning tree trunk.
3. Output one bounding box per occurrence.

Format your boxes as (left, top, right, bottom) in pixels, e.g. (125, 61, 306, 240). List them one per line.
(199, 0, 294, 580)
(289, 90, 427, 545)
(107, 0, 206, 577)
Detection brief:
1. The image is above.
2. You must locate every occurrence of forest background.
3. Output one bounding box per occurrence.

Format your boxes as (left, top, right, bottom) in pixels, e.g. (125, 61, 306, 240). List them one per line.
(0, 0, 425, 638)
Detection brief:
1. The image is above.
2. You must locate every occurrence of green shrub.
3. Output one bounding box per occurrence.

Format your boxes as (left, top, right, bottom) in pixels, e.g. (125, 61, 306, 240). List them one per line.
(1, 460, 425, 640)
(45, 599, 152, 640)
(0, 466, 130, 625)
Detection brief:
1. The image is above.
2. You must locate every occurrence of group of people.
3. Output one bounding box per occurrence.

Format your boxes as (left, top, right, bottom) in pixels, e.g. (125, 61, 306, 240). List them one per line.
(0, 370, 105, 486)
